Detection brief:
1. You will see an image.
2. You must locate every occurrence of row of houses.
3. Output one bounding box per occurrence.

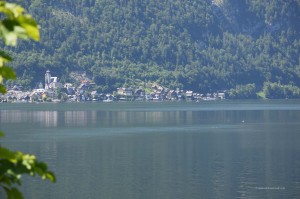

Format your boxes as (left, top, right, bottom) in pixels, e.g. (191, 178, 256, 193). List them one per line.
(2, 78, 227, 103)
(115, 84, 225, 101)
(1, 71, 225, 103)
(0, 83, 225, 103)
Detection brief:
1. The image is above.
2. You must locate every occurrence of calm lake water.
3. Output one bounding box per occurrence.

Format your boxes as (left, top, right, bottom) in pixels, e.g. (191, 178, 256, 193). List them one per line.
(1, 100, 300, 199)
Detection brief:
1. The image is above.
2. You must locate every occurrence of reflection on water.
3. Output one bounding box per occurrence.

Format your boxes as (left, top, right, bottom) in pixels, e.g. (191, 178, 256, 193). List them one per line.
(0, 110, 58, 127)
(1, 102, 300, 199)
(1, 108, 300, 128)
(64, 111, 89, 127)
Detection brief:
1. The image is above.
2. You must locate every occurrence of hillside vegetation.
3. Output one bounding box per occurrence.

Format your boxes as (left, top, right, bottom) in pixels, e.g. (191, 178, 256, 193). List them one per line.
(6, 0, 300, 96)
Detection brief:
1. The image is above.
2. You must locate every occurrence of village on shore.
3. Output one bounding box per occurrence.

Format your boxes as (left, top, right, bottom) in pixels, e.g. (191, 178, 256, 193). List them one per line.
(0, 70, 226, 103)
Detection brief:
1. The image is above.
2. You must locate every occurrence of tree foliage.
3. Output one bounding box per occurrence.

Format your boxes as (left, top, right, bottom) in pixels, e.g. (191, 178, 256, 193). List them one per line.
(263, 82, 300, 99)
(4, 0, 300, 95)
(0, 132, 55, 199)
(227, 83, 258, 99)
(0, 2, 55, 199)
(0, 1, 40, 94)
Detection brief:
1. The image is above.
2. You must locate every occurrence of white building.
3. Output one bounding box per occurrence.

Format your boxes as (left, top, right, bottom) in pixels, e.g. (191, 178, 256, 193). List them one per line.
(45, 70, 62, 90)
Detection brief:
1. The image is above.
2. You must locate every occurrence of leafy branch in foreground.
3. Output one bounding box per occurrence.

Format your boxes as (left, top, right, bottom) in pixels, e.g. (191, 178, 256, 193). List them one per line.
(0, 132, 56, 198)
(0, 2, 55, 199)
(0, 1, 39, 94)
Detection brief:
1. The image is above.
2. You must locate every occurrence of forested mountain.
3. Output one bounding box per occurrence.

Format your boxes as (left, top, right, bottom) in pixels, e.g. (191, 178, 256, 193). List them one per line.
(6, 0, 300, 94)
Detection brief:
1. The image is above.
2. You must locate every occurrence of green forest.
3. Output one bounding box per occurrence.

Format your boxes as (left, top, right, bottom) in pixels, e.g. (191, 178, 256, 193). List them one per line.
(5, 0, 300, 98)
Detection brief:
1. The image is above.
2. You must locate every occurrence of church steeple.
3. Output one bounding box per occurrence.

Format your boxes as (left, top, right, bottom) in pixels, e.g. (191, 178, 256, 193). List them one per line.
(45, 70, 51, 90)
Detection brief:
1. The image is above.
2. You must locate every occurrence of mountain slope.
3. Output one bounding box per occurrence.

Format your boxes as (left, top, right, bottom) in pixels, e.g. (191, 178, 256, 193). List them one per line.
(7, 0, 300, 93)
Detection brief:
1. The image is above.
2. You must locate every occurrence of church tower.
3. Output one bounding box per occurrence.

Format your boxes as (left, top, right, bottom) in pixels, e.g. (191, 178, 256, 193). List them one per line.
(45, 70, 51, 90)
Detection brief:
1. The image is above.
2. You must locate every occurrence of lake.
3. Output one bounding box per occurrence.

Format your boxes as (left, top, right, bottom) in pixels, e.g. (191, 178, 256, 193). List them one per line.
(1, 100, 300, 199)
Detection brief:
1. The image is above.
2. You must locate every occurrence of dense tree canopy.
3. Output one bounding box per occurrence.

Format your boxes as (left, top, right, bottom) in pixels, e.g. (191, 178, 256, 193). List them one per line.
(5, 0, 300, 93)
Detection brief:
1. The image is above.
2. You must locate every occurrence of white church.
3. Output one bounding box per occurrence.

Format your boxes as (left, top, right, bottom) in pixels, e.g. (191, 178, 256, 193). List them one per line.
(45, 70, 62, 90)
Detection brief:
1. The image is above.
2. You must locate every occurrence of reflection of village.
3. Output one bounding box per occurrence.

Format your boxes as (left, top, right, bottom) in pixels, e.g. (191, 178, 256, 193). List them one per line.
(0, 70, 225, 103)
(0, 110, 194, 128)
